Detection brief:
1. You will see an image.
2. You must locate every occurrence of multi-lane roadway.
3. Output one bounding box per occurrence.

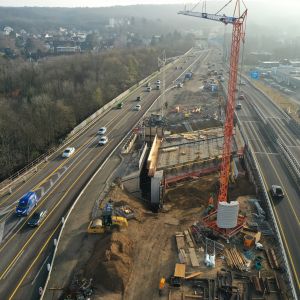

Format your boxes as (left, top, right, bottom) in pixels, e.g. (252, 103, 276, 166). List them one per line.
(236, 84, 300, 298)
(0, 48, 210, 299)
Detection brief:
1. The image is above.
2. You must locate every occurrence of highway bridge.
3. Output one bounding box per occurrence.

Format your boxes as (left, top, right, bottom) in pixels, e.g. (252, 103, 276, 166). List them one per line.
(236, 83, 300, 298)
(0, 48, 210, 299)
(1, 48, 299, 299)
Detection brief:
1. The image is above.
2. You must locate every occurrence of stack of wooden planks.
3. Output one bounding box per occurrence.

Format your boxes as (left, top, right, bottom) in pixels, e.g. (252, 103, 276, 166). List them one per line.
(224, 247, 249, 271)
(184, 230, 194, 248)
(265, 248, 279, 270)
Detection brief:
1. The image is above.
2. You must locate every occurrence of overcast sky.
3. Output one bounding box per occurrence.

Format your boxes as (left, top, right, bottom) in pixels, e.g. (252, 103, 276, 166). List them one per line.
(1, 0, 191, 6)
(0, 0, 297, 7)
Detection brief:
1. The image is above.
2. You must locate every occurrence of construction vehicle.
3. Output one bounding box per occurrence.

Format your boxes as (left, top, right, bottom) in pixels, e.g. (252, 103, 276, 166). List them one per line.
(179, 1, 248, 238)
(87, 216, 128, 234)
(87, 201, 128, 234)
(158, 277, 166, 296)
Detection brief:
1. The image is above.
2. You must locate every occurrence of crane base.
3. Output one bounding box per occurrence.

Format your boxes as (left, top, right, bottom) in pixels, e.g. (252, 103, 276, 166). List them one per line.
(203, 210, 246, 240)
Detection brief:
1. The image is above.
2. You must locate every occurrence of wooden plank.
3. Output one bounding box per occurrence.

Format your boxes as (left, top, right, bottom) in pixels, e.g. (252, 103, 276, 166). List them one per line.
(185, 295, 202, 299)
(184, 230, 194, 248)
(169, 289, 172, 300)
(176, 233, 185, 250)
(265, 249, 275, 269)
(174, 263, 186, 278)
(188, 228, 197, 248)
(185, 272, 202, 279)
(189, 248, 200, 267)
(270, 248, 279, 269)
(179, 249, 187, 264)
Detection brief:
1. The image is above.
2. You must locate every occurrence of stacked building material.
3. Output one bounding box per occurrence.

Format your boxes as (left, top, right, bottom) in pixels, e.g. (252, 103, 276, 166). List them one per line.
(224, 248, 249, 271)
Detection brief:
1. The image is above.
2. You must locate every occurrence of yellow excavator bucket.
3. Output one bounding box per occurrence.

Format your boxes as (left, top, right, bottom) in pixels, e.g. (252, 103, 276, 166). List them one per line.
(112, 216, 128, 227)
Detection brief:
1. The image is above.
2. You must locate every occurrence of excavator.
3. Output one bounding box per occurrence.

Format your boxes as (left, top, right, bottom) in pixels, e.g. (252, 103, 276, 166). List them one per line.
(87, 201, 128, 234)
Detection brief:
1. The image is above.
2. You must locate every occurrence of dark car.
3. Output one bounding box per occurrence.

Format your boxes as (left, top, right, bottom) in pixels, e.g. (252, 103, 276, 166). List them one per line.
(28, 210, 47, 227)
(270, 185, 284, 199)
(116, 102, 123, 109)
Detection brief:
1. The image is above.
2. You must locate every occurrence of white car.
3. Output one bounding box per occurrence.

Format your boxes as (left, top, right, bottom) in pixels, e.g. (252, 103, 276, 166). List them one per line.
(134, 104, 141, 111)
(156, 80, 161, 85)
(62, 147, 75, 158)
(98, 136, 108, 146)
(97, 127, 107, 135)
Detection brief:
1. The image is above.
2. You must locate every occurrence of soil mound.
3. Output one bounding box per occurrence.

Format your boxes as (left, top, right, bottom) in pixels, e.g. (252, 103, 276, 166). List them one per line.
(85, 232, 133, 293)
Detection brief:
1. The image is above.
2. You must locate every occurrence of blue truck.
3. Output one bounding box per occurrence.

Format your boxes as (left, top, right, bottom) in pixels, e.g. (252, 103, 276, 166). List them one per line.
(15, 191, 39, 216)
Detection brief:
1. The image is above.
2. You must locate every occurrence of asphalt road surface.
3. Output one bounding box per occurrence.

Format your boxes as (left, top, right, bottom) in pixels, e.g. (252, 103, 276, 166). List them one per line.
(0, 48, 210, 300)
(236, 88, 300, 298)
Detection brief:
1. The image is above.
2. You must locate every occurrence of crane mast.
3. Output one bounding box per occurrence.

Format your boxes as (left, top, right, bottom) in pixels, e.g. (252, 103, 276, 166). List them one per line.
(218, 13, 246, 202)
(178, 1, 247, 203)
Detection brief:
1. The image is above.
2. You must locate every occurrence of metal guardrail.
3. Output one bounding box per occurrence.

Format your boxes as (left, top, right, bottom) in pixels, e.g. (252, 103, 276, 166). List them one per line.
(242, 74, 300, 151)
(121, 133, 137, 154)
(288, 118, 300, 136)
(0, 147, 56, 195)
(245, 141, 297, 300)
(223, 66, 298, 298)
(277, 138, 300, 187)
(235, 113, 297, 299)
(240, 72, 294, 123)
(246, 97, 267, 126)
(41, 47, 199, 298)
(0, 48, 194, 196)
(246, 94, 300, 192)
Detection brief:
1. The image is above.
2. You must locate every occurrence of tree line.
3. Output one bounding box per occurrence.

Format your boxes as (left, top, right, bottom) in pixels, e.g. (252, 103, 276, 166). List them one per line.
(0, 36, 194, 180)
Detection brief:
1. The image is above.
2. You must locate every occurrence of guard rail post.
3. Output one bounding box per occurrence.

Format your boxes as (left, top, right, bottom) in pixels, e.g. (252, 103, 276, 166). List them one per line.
(235, 114, 297, 300)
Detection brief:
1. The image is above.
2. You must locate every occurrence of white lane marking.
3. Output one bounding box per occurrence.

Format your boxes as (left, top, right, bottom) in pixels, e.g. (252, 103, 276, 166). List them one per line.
(240, 120, 260, 123)
(254, 152, 280, 155)
(31, 255, 50, 286)
(1, 218, 23, 244)
(1, 249, 24, 280)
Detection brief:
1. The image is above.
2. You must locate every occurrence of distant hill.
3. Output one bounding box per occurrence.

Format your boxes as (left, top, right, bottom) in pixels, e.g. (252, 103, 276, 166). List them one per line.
(0, 5, 216, 34)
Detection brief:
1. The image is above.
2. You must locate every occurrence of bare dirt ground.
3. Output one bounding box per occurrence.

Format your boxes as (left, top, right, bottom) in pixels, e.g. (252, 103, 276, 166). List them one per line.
(78, 175, 217, 300)
(62, 172, 287, 300)
(76, 174, 263, 300)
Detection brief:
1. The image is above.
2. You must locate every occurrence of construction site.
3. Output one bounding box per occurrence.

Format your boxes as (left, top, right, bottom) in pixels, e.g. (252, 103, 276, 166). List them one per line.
(59, 2, 292, 300)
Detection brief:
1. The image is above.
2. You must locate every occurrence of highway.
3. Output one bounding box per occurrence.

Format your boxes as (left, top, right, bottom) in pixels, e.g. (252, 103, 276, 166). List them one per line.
(236, 86, 300, 298)
(0, 48, 210, 299)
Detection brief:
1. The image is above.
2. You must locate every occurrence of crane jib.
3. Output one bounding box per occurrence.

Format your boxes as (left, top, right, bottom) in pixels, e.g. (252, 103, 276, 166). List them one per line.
(178, 11, 238, 25)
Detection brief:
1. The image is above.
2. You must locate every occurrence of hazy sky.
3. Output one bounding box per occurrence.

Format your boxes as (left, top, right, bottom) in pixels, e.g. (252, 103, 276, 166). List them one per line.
(1, 0, 191, 6)
(0, 0, 297, 7)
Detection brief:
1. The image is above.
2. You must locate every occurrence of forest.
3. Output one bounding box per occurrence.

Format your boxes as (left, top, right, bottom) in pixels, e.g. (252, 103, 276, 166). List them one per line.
(0, 33, 194, 180)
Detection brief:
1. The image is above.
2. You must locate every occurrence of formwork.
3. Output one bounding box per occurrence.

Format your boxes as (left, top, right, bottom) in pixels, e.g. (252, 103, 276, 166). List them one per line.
(153, 128, 238, 188)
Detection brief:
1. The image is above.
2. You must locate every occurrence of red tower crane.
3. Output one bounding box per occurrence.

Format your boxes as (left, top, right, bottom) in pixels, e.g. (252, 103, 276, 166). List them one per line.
(179, 1, 247, 237)
(179, 1, 247, 202)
